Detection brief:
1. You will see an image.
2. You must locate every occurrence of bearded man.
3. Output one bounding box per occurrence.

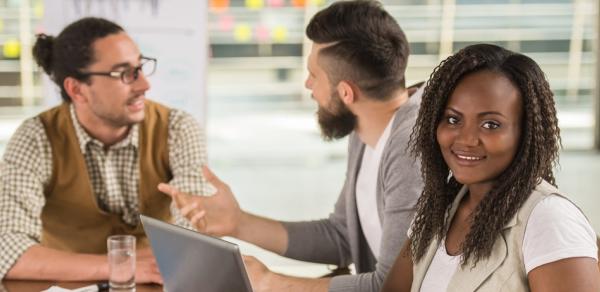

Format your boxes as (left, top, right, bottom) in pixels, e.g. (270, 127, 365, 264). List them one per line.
(160, 1, 423, 291)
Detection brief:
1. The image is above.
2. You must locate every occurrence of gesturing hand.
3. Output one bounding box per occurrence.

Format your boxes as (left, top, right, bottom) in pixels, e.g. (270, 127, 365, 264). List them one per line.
(158, 166, 243, 237)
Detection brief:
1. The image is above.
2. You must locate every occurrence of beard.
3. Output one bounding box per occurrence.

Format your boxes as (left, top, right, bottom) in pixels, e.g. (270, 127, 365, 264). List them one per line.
(316, 92, 357, 141)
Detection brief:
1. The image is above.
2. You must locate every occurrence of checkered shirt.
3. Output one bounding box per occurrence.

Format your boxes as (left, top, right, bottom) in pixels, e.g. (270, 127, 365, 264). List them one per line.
(0, 104, 208, 278)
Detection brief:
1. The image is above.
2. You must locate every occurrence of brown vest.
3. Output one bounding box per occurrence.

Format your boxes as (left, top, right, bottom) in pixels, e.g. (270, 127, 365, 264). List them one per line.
(38, 100, 173, 254)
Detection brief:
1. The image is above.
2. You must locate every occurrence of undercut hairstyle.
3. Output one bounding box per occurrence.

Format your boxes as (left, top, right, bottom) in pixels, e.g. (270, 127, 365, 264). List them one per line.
(306, 0, 409, 100)
(408, 44, 561, 266)
(32, 17, 124, 102)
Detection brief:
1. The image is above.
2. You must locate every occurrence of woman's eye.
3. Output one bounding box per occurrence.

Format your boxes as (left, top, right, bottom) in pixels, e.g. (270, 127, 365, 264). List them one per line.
(482, 121, 500, 129)
(447, 116, 459, 125)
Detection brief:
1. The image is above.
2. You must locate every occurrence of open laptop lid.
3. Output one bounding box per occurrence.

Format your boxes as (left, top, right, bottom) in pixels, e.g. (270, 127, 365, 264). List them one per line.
(140, 215, 253, 292)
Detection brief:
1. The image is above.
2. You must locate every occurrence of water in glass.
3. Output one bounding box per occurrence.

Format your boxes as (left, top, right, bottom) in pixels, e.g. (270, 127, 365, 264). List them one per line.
(109, 248, 136, 290)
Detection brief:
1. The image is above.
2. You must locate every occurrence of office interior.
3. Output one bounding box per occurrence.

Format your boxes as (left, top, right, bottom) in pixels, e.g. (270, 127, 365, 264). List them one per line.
(0, 0, 598, 275)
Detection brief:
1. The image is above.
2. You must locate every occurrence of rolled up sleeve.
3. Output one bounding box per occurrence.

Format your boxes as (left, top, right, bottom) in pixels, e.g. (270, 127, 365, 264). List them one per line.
(0, 118, 52, 278)
(166, 110, 209, 229)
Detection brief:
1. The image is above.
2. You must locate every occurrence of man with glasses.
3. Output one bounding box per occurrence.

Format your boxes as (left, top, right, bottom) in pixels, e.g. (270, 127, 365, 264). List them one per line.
(0, 17, 207, 283)
(80, 56, 157, 84)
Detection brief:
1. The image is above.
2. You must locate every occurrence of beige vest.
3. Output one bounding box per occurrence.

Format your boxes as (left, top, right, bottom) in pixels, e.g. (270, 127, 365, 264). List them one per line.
(38, 100, 173, 254)
(412, 180, 567, 292)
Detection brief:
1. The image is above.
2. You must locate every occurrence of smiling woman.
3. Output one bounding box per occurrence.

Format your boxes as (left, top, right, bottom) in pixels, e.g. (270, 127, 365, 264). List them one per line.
(436, 70, 523, 192)
(382, 44, 600, 292)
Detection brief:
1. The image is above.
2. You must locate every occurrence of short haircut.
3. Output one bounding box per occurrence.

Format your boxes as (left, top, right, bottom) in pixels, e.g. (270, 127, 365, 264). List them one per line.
(306, 0, 409, 100)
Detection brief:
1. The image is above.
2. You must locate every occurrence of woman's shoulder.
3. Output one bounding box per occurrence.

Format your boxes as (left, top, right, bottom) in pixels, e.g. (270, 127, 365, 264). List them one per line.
(522, 194, 597, 274)
(531, 195, 586, 220)
(532, 179, 560, 196)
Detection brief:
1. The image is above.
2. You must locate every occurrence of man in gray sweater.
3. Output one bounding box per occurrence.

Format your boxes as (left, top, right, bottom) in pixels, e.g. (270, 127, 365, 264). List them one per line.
(159, 1, 423, 291)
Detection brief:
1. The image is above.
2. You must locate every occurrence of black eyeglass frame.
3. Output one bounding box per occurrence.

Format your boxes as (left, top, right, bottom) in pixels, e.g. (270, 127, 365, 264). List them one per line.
(79, 56, 157, 84)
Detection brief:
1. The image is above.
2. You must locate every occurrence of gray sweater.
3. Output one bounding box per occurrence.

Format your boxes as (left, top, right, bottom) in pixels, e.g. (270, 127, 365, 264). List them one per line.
(282, 87, 424, 292)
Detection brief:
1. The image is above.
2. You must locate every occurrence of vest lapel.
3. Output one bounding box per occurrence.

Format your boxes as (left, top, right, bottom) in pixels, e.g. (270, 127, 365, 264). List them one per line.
(412, 186, 468, 291)
(448, 188, 518, 291)
(411, 236, 441, 291)
(447, 234, 508, 291)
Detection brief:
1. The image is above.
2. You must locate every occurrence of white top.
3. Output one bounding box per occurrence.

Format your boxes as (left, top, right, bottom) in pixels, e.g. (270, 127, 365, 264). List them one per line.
(522, 195, 597, 273)
(420, 241, 462, 292)
(356, 115, 395, 258)
(420, 195, 598, 292)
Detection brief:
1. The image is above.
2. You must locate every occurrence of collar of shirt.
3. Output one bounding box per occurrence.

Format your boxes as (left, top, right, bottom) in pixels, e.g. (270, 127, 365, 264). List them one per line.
(69, 104, 139, 154)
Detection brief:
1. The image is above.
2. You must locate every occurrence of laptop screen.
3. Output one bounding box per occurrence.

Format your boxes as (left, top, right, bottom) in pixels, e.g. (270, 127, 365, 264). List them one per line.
(140, 215, 253, 292)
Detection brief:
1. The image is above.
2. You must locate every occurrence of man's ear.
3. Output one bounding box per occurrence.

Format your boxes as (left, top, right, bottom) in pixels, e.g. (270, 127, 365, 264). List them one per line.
(63, 77, 88, 103)
(336, 80, 355, 105)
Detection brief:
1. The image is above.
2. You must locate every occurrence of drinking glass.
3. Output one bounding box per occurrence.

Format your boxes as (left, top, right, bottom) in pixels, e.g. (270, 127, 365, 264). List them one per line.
(107, 235, 136, 290)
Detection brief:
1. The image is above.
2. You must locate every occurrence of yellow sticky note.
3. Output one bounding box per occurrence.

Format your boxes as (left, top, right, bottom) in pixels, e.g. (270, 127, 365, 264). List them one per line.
(234, 24, 252, 42)
(272, 26, 288, 43)
(3, 39, 21, 59)
(245, 0, 264, 10)
(310, 0, 325, 6)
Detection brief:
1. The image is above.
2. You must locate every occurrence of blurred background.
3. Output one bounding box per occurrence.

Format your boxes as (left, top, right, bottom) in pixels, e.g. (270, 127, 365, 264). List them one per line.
(0, 0, 598, 275)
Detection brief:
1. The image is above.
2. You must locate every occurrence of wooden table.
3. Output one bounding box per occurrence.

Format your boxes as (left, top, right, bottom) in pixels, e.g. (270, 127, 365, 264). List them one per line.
(1, 280, 163, 292)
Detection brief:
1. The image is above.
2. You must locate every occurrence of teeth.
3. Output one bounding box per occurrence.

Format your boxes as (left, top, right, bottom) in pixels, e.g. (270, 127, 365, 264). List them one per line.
(128, 99, 143, 106)
(457, 154, 483, 161)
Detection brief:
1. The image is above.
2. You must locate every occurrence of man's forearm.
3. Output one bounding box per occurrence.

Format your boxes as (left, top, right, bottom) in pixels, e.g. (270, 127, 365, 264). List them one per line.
(5, 244, 107, 281)
(236, 212, 289, 255)
(263, 272, 330, 292)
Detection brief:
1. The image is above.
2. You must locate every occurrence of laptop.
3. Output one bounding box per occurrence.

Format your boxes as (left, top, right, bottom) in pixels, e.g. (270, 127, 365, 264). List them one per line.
(140, 215, 254, 292)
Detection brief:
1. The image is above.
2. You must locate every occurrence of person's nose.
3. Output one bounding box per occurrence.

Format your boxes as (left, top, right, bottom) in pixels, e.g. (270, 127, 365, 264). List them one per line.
(132, 70, 151, 92)
(304, 76, 312, 90)
(455, 123, 480, 147)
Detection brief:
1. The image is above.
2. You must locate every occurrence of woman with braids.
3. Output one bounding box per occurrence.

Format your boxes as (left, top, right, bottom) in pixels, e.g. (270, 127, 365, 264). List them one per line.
(381, 44, 599, 292)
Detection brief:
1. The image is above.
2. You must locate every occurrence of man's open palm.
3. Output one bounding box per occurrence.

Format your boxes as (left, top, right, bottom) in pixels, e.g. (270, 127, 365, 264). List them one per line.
(158, 166, 242, 237)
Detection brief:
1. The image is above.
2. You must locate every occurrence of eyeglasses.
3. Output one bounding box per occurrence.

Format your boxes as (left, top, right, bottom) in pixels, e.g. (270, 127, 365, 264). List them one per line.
(79, 56, 157, 84)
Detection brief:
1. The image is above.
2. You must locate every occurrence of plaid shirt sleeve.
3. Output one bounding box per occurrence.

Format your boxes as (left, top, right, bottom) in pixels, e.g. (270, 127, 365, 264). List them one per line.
(0, 117, 52, 279)
(166, 110, 209, 229)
